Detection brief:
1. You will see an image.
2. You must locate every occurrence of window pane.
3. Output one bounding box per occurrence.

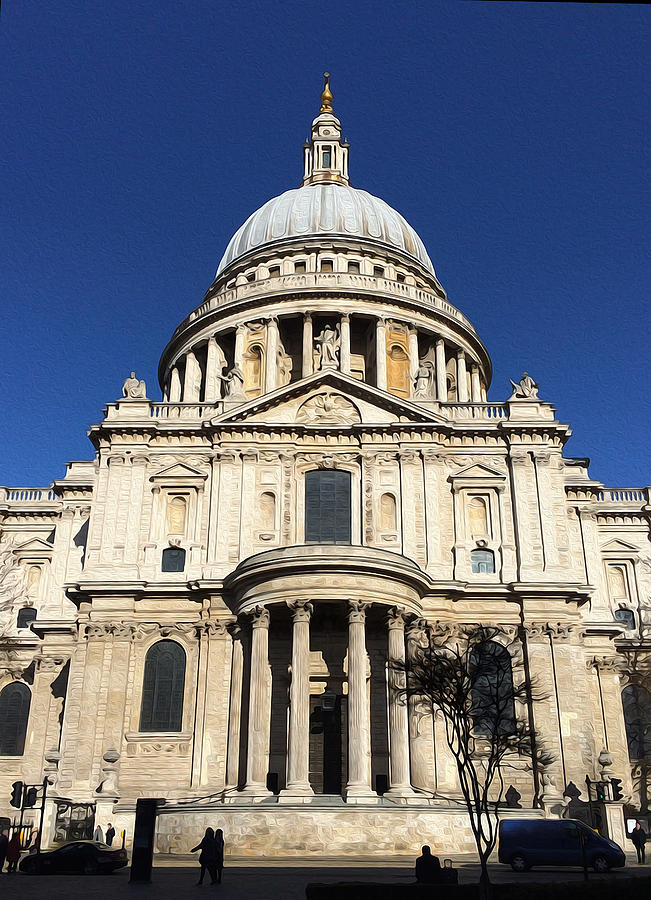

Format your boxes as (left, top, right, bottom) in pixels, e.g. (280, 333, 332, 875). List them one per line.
(305, 470, 351, 543)
(17, 608, 37, 629)
(162, 547, 186, 572)
(0, 683, 31, 755)
(140, 640, 186, 732)
(470, 641, 515, 736)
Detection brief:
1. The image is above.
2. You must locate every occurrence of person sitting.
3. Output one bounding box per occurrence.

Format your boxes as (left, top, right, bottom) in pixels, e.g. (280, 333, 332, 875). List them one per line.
(415, 845, 441, 884)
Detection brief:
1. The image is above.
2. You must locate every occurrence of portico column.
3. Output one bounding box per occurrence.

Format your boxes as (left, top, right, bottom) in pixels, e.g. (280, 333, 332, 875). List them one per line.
(282, 600, 314, 796)
(265, 317, 279, 392)
(406, 619, 435, 794)
(435, 339, 447, 401)
(456, 350, 469, 402)
(244, 606, 272, 794)
(302, 314, 313, 377)
(385, 608, 416, 798)
(235, 324, 247, 370)
(471, 364, 481, 402)
(225, 625, 244, 789)
(408, 328, 419, 391)
(169, 366, 182, 402)
(184, 350, 201, 402)
(376, 319, 387, 391)
(205, 336, 223, 402)
(340, 314, 351, 374)
(345, 600, 374, 799)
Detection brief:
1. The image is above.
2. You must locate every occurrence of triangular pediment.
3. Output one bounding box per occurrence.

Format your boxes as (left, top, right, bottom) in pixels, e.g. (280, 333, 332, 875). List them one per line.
(601, 539, 639, 552)
(449, 463, 506, 480)
(210, 371, 446, 427)
(12, 537, 54, 555)
(150, 463, 207, 482)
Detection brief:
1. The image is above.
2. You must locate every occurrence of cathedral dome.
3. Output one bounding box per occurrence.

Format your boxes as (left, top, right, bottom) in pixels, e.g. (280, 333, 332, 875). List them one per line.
(216, 182, 435, 277)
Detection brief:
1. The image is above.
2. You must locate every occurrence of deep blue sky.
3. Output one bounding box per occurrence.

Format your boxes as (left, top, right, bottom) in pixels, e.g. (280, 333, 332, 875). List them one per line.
(1, 1, 649, 487)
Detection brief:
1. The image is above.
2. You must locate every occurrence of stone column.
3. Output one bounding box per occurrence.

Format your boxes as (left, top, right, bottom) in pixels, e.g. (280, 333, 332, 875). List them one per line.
(205, 337, 223, 402)
(408, 328, 419, 387)
(385, 609, 416, 799)
(471, 364, 481, 402)
(435, 339, 447, 401)
(265, 317, 279, 392)
(234, 324, 247, 370)
(243, 606, 272, 795)
(406, 619, 435, 794)
(225, 625, 244, 790)
(376, 319, 387, 391)
(282, 600, 314, 797)
(302, 314, 313, 377)
(183, 350, 202, 402)
(340, 314, 351, 375)
(345, 600, 375, 800)
(169, 366, 181, 402)
(456, 350, 469, 402)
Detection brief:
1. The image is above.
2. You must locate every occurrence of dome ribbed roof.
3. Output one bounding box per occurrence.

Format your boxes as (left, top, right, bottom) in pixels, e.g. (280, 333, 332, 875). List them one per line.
(216, 183, 435, 277)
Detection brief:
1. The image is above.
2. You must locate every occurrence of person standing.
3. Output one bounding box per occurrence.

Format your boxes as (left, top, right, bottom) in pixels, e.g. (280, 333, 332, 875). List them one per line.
(214, 828, 225, 884)
(191, 827, 218, 885)
(0, 829, 8, 873)
(93, 824, 104, 843)
(105, 823, 116, 847)
(6, 833, 21, 874)
(631, 820, 647, 864)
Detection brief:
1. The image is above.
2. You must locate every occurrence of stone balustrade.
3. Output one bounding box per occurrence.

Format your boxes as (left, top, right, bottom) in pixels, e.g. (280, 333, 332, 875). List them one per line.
(172, 271, 477, 339)
(149, 402, 224, 420)
(0, 487, 57, 503)
(596, 487, 650, 505)
(441, 402, 508, 421)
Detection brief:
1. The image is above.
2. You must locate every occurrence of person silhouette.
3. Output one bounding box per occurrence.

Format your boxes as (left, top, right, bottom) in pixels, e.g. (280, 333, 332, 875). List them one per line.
(214, 828, 225, 883)
(191, 827, 217, 885)
(415, 845, 441, 884)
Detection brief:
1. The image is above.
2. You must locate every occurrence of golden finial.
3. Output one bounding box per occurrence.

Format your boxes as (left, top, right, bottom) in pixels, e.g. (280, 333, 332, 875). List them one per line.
(320, 72, 333, 113)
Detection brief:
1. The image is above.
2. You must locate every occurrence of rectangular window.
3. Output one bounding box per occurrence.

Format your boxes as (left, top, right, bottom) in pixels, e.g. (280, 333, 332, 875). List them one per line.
(305, 469, 351, 544)
(320, 259, 334, 273)
(268, 266, 281, 278)
(347, 261, 360, 274)
(294, 261, 307, 274)
(322, 146, 332, 167)
(373, 266, 385, 277)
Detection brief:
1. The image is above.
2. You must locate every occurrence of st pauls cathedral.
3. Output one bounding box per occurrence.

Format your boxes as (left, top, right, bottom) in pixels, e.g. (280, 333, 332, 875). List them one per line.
(1, 77, 650, 857)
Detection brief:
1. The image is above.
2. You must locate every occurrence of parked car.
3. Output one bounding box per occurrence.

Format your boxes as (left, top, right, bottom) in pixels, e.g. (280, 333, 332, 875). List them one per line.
(498, 818, 626, 873)
(19, 840, 128, 875)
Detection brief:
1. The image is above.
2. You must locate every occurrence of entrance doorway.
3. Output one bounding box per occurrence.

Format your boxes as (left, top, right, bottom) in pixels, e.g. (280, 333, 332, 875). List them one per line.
(309, 694, 347, 794)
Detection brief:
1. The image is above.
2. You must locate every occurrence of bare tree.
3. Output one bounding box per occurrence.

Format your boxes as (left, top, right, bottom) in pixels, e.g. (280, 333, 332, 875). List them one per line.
(620, 647, 651, 815)
(396, 623, 552, 898)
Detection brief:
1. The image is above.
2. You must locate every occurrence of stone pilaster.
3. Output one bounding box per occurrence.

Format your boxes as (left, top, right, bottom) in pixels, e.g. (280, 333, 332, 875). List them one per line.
(405, 620, 435, 794)
(23, 656, 68, 784)
(196, 622, 232, 789)
(225, 625, 244, 790)
(385, 609, 415, 799)
(345, 600, 375, 800)
(243, 606, 272, 795)
(265, 317, 279, 392)
(282, 600, 314, 796)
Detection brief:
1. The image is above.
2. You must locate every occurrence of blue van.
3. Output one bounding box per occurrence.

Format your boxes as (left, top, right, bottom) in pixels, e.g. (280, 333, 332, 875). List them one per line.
(498, 818, 626, 873)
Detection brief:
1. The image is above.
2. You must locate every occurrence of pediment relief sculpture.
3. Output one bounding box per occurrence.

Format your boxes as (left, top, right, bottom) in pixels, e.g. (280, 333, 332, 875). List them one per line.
(295, 392, 361, 425)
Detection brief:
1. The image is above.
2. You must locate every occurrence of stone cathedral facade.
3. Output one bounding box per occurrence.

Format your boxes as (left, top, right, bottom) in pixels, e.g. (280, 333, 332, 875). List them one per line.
(1, 81, 650, 857)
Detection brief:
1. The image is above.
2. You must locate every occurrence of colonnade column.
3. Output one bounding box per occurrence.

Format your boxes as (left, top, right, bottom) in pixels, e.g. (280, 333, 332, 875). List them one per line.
(302, 314, 313, 377)
(243, 606, 272, 795)
(169, 366, 182, 402)
(345, 600, 375, 799)
(408, 328, 420, 387)
(265, 317, 279, 392)
(471, 364, 481, 403)
(235, 323, 247, 371)
(456, 350, 469, 402)
(282, 600, 314, 797)
(385, 608, 416, 798)
(435, 339, 447, 401)
(205, 336, 223, 402)
(340, 314, 351, 375)
(376, 319, 388, 391)
(225, 625, 244, 789)
(406, 618, 435, 794)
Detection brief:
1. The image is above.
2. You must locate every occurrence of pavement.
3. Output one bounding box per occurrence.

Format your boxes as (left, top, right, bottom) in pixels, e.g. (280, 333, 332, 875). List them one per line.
(0, 854, 648, 900)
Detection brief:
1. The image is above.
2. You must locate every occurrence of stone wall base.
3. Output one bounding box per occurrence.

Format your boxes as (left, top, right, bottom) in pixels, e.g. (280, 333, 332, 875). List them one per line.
(151, 804, 545, 859)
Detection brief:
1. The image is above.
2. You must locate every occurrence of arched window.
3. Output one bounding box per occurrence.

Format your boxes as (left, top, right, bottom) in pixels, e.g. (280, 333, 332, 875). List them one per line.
(260, 492, 276, 531)
(471, 548, 495, 574)
(17, 608, 37, 630)
(162, 546, 186, 573)
(470, 641, 515, 736)
(622, 685, 651, 761)
(139, 640, 186, 732)
(380, 493, 397, 531)
(0, 682, 31, 755)
(305, 469, 351, 544)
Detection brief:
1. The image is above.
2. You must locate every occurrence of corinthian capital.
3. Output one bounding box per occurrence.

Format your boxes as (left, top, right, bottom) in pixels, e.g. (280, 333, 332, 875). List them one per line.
(347, 599, 370, 624)
(249, 605, 270, 628)
(288, 599, 313, 622)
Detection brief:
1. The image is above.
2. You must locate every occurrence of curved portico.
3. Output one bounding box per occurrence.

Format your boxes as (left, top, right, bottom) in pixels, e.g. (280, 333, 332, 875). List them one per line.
(224, 546, 431, 803)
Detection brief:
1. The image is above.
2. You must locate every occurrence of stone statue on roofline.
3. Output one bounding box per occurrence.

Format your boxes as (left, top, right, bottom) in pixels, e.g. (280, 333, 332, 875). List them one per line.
(509, 372, 539, 400)
(121, 372, 147, 400)
(413, 360, 434, 398)
(219, 364, 246, 401)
